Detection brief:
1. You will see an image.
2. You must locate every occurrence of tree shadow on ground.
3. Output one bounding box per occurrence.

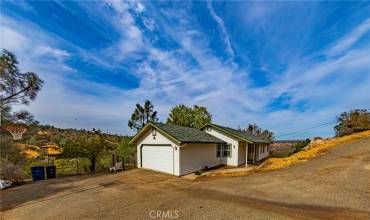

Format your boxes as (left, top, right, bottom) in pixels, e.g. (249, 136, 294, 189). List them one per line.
(0, 173, 111, 211)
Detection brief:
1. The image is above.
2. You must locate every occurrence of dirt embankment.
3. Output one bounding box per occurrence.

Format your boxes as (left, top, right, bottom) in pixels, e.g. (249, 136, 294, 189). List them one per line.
(260, 130, 370, 171)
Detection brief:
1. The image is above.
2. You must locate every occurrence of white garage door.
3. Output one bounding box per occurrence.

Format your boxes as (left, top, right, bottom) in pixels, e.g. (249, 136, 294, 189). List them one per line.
(141, 145, 174, 174)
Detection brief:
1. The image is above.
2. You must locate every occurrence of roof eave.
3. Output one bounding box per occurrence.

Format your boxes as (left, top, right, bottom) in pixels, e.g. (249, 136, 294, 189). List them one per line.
(203, 123, 254, 144)
(182, 141, 226, 144)
(129, 122, 182, 145)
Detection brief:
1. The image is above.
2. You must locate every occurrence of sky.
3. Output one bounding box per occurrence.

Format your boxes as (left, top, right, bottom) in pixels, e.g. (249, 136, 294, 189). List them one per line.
(1, 1, 370, 139)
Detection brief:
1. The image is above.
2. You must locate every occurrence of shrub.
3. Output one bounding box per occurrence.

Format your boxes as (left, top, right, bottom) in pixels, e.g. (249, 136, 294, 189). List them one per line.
(194, 170, 203, 175)
(0, 159, 25, 183)
(291, 139, 310, 154)
(334, 109, 370, 137)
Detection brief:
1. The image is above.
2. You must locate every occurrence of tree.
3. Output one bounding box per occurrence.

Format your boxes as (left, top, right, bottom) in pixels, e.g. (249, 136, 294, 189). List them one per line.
(244, 123, 274, 141)
(0, 49, 43, 125)
(0, 49, 44, 105)
(58, 129, 113, 172)
(166, 104, 212, 128)
(128, 100, 158, 131)
(334, 109, 370, 137)
(116, 137, 136, 161)
(0, 137, 26, 182)
(1, 105, 39, 125)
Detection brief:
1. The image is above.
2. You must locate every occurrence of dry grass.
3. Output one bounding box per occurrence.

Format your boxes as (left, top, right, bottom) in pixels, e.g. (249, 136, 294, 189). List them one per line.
(260, 130, 370, 171)
(205, 170, 254, 178)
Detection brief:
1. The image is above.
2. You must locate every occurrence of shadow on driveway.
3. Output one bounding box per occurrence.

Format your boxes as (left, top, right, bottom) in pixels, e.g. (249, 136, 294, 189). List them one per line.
(0, 173, 112, 211)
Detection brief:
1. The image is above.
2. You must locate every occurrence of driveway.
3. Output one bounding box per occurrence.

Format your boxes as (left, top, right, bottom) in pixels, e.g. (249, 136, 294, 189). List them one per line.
(1, 137, 370, 220)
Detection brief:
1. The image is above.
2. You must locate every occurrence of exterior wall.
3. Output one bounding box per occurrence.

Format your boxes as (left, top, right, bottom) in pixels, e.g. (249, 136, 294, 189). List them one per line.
(238, 141, 247, 165)
(136, 128, 181, 176)
(256, 144, 269, 161)
(179, 143, 222, 175)
(203, 126, 240, 166)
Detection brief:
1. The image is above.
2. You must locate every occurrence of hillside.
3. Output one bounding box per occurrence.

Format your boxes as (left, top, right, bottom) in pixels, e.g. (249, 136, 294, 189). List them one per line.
(1, 124, 129, 159)
(261, 130, 370, 171)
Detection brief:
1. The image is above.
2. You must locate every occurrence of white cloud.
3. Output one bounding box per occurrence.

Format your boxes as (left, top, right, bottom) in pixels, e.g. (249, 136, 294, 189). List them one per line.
(0, 27, 28, 51)
(103, 0, 146, 60)
(207, 1, 235, 60)
(135, 2, 145, 13)
(326, 18, 370, 57)
(143, 17, 155, 31)
(35, 46, 71, 62)
(3, 2, 370, 138)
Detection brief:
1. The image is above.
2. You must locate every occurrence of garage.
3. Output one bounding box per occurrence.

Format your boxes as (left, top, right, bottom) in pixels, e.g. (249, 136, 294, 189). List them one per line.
(130, 122, 225, 176)
(141, 145, 174, 174)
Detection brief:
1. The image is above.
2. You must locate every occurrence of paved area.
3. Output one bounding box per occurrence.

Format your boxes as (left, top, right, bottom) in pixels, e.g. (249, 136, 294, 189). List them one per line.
(1, 137, 370, 220)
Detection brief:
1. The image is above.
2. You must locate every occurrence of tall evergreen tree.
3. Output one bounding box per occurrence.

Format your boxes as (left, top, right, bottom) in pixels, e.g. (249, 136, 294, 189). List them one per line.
(128, 100, 158, 131)
(0, 49, 43, 125)
(0, 49, 44, 105)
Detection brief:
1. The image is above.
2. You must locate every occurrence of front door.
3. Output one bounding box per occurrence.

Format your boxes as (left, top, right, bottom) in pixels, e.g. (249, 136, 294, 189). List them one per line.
(248, 144, 256, 163)
(238, 141, 246, 165)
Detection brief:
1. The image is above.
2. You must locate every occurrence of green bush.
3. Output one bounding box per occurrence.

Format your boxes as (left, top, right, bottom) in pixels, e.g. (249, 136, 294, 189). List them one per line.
(291, 139, 311, 154)
(54, 158, 90, 176)
(195, 170, 203, 175)
(23, 160, 48, 175)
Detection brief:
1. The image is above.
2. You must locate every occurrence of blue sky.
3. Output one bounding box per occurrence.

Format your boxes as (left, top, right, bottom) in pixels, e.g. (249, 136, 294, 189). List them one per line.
(1, 1, 370, 138)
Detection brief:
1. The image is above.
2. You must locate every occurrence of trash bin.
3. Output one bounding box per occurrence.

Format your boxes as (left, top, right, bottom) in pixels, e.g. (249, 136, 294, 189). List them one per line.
(31, 166, 45, 181)
(46, 166, 56, 179)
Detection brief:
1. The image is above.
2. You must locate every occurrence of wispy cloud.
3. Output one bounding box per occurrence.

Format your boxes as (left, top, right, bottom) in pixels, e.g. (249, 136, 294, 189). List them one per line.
(326, 18, 370, 57)
(207, 1, 235, 60)
(2, 1, 370, 138)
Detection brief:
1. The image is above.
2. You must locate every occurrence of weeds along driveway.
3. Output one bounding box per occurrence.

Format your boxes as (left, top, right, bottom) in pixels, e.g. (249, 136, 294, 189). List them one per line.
(1, 137, 370, 220)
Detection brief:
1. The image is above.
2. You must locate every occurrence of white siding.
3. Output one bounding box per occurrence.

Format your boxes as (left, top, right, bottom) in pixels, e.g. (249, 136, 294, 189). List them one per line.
(180, 143, 222, 175)
(203, 126, 240, 166)
(136, 128, 181, 176)
(257, 144, 269, 161)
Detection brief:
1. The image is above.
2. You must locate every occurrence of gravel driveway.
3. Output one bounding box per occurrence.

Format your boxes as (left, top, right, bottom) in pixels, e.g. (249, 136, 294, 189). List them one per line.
(1, 137, 369, 220)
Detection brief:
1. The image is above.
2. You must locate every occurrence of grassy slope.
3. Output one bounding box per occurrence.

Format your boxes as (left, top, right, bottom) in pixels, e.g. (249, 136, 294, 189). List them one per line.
(260, 130, 370, 171)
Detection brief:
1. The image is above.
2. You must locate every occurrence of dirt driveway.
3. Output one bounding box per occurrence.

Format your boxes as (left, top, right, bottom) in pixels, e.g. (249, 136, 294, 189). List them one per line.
(1, 138, 370, 220)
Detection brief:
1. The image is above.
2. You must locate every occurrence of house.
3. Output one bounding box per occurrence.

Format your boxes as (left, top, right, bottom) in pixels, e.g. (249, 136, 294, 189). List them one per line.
(201, 123, 271, 166)
(129, 122, 225, 176)
(129, 122, 271, 176)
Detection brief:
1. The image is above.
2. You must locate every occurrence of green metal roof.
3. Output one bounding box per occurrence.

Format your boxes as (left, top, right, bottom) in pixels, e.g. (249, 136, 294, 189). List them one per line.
(202, 123, 271, 144)
(130, 122, 226, 145)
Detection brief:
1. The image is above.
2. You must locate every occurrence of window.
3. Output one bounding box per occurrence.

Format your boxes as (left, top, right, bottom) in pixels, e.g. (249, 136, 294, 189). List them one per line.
(216, 144, 222, 158)
(222, 144, 232, 158)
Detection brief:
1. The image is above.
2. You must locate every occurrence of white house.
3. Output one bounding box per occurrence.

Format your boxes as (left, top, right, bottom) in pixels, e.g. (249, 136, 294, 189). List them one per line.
(130, 122, 271, 176)
(201, 123, 271, 166)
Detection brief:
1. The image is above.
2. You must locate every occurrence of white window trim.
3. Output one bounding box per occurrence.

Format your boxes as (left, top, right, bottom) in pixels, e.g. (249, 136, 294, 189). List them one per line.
(216, 144, 222, 158)
(222, 144, 232, 158)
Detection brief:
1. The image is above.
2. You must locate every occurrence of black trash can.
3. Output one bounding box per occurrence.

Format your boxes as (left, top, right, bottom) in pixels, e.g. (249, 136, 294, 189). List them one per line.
(46, 166, 56, 179)
(31, 166, 45, 181)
